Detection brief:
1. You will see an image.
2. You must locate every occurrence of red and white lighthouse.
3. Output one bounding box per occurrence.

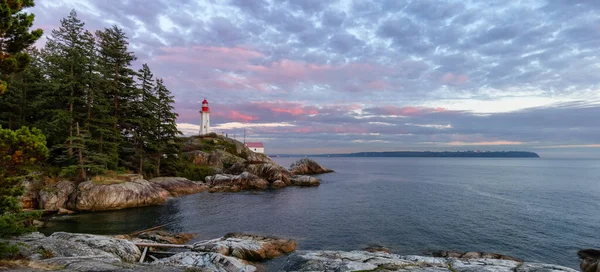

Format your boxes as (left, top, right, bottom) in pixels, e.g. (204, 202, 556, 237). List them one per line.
(199, 99, 210, 134)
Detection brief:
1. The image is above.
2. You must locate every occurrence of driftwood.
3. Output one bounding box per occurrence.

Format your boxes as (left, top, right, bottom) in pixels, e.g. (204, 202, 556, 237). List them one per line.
(129, 223, 174, 237)
(139, 247, 148, 263)
(133, 242, 193, 249)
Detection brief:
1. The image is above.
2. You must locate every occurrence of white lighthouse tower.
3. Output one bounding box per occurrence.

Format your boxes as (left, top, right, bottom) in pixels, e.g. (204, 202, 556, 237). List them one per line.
(199, 99, 210, 135)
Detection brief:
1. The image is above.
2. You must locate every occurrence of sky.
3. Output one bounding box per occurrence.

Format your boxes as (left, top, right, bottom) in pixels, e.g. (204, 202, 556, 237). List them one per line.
(29, 0, 600, 157)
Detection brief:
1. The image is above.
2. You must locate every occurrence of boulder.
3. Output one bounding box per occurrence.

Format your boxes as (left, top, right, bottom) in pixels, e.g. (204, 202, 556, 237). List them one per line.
(271, 180, 287, 189)
(289, 158, 333, 175)
(281, 250, 578, 272)
(9, 232, 139, 263)
(149, 177, 208, 196)
(290, 175, 320, 187)
(50, 232, 141, 263)
(578, 249, 600, 272)
(245, 163, 292, 183)
(67, 178, 171, 211)
(153, 251, 257, 272)
(38, 180, 75, 211)
(137, 231, 195, 245)
(57, 207, 75, 215)
(205, 172, 269, 191)
(209, 185, 242, 193)
(192, 233, 296, 261)
(246, 152, 275, 164)
(20, 179, 39, 210)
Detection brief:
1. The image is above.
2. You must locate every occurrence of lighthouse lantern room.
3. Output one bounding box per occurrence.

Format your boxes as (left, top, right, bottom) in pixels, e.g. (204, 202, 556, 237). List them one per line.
(199, 99, 210, 135)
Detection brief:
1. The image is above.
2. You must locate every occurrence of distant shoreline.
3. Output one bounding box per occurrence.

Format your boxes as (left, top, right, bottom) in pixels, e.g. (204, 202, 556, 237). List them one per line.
(272, 151, 540, 158)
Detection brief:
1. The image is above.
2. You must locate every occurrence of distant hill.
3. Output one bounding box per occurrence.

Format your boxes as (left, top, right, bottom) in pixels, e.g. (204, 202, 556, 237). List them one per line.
(274, 151, 540, 158)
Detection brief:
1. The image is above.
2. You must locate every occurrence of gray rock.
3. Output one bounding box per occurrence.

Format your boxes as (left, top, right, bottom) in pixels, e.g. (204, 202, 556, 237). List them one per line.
(38, 180, 75, 211)
(245, 163, 292, 184)
(50, 232, 141, 263)
(290, 175, 320, 187)
(205, 172, 269, 191)
(153, 251, 257, 272)
(67, 178, 171, 211)
(289, 158, 334, 175)
(20, 179, 40, 210)
(280, 250, 578, 272)
(271, 180, 287, 189)
(192, 233, 296, 261)
(149, 177, 209, 196)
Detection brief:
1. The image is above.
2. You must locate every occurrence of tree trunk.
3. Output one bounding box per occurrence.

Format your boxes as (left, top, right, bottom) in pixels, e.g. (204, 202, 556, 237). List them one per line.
(77, 122, 86, 182)
(113, 62, 119, 130)
(156, 155, 160, 177)
(68, 63, 74, 157)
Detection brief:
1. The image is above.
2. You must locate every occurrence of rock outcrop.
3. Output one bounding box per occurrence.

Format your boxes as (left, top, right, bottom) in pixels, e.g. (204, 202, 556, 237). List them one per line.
(38, 180, 75, 211)
(281, 250, 578, 272)
(192, 233, 297, 261)
(289, 158, 334, 175)
(290, 175, 320, 186)
(205, 172, 270, 192)
(149, 177, 209, 196)
(137, 231, 195, 245)
(20, 179, 39, 210)
(67, 178, 171, 211)
(153, 251, 257, 272)
(184, 134, 332, 192)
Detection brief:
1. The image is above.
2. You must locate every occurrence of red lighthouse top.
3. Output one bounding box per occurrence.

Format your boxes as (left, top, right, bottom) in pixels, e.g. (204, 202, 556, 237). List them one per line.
(201, 99, 210, 112)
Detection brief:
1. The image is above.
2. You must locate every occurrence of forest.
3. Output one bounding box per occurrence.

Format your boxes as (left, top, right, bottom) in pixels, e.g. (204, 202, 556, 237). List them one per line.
(0, 10, 184, 182)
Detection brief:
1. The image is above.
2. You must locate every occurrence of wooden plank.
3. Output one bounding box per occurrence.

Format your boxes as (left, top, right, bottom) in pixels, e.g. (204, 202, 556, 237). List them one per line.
(139, 247, 148, 263)
(129, 222, 174, 237)
(134, 242, 193, 249)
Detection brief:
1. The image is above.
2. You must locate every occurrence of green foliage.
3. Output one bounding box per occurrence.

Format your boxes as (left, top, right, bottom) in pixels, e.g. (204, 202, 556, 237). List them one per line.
(0, 0, 43, 96)
(0, 10, 183, 181)
(179, 164, 216, 182)
(0, 125, 47, 258)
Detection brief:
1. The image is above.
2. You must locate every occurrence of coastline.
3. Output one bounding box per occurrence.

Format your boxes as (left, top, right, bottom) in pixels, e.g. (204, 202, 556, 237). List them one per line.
(1, 231, 581, 272)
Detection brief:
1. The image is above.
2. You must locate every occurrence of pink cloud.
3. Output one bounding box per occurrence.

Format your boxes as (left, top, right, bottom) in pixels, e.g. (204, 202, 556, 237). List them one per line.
(378, 106, 447, 116)
(440, 72, 469, 85)
(214, 110, 259, 122)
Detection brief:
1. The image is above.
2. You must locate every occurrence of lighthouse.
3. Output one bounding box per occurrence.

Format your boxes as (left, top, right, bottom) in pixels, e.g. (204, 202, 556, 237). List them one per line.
(199, 99, 210, 135)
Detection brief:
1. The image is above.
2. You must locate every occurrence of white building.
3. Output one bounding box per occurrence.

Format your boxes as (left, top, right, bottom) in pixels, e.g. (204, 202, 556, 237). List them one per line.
(199, 99, 210, 134)
(245, 142, 264, 153)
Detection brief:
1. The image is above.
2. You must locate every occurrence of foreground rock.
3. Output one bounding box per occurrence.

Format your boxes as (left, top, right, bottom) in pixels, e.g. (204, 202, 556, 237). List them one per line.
(149, 177, 209, 196)
(67, 176, 171, 211)
(578, 249, 600, 272)
(289, 158, 334, 175)
(136, 231, 195, 245)
(282, 250, 578, 272)
(193, 233, 297, 261)
(153, 252, 257, 272)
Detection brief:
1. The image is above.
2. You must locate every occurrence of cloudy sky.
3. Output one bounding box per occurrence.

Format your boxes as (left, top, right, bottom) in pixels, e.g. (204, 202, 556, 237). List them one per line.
(30, 0, 600, 157)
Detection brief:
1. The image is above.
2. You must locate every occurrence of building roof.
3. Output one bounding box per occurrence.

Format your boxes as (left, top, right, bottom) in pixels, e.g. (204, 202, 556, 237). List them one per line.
(245, 142, 264, 148)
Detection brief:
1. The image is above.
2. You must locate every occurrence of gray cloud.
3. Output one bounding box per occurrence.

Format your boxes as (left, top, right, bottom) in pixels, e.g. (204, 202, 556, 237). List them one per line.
(27, 0, 600, 156)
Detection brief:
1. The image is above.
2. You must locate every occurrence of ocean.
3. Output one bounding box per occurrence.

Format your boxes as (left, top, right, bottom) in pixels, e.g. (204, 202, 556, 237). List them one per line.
(43, 157, 600, 268)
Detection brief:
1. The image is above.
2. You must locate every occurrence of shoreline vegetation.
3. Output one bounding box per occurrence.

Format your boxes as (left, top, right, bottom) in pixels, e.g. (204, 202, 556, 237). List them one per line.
(276, 151, 541, 158)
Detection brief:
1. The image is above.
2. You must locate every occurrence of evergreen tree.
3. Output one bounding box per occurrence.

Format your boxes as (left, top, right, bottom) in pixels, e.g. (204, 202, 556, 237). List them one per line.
(153, 78, 181, 176)
(0, 0, 43, 96)
(130, 63, 158, 174)
(0, 126, 47, 257)
(95, 25, 137, 169)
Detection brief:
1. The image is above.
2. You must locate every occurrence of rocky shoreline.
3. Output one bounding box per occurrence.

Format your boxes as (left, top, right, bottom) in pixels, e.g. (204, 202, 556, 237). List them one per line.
(1, 231, 583, 272)
(20, 156, 330, 212)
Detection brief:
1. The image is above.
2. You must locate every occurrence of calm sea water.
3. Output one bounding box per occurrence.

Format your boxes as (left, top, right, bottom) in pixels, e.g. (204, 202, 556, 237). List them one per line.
(43, 158, 600, 268)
